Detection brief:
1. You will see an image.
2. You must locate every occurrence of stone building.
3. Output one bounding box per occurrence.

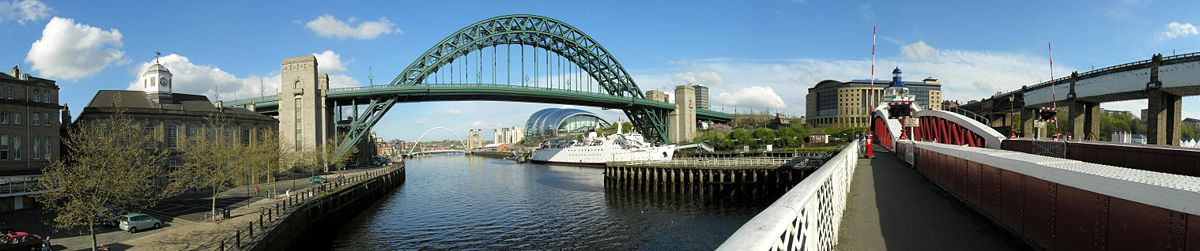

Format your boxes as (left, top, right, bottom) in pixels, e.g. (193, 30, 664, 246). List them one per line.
(0, 66, 60, 211)
(278, 56, 332, 153)
(645, 90, 669, 103)
(668, 84, 696, 144)
(77, 60, 277, 171)
(805, 77, 942, 128)
(692, 84, 710, 110)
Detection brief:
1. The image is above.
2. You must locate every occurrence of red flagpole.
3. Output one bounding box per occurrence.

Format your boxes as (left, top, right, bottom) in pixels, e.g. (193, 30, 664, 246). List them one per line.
(865, 25, 877, 158)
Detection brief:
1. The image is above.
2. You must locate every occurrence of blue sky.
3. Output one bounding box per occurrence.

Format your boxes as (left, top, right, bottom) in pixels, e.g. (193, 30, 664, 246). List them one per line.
(2, 0, 1199, 141)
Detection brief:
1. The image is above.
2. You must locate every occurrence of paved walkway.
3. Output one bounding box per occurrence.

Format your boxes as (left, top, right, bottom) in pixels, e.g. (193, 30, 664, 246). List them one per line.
(836, 147, 1028, 250)
(1, 166, 389, 250)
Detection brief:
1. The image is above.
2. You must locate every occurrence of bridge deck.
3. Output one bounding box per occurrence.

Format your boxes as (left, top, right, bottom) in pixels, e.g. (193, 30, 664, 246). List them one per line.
(836, 146, 1027, 250)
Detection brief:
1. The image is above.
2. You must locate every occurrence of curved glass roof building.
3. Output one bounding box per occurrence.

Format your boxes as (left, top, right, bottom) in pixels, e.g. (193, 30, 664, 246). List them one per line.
(524, 108, 611, 142)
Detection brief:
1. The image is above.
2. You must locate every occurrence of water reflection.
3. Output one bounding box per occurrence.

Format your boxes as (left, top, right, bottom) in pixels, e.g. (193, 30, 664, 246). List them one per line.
(332, 155, 784, 250)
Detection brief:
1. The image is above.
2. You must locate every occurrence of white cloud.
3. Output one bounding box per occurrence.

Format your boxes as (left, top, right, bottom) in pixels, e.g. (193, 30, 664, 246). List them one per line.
(714, 86, 787, 110)
(125, 53, 361, 101)
(305, 14, 398, 40)
(313, 50, 348, 73)
(1160, 22, 1199, 39)
(900, 41, 937, 62)
(0, 0, 50, 24)
(634, 41, 1072, 115)
(859, 4, 875, 21)
(26, 17, 125, 81)
(441, 108, 463, 115)
(672, 71, 724, 86)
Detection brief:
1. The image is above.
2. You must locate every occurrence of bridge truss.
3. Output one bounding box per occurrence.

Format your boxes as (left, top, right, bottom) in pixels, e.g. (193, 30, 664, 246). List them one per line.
(336, 14, 671, 159)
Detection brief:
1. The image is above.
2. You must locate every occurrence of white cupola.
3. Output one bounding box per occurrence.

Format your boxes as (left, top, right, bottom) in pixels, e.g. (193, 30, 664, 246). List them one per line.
(142, 53, 173, 102)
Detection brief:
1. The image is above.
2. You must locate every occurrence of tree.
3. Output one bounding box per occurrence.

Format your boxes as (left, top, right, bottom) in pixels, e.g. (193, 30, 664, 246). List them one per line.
(320, 136, 359, 172)
(164, 114, 245, 220)
(37, 111, 170, 251)
(248, 128, 282, 197)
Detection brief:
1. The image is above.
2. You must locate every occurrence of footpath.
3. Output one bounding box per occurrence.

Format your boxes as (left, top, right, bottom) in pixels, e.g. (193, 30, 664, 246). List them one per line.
(2, 167, 388, 251)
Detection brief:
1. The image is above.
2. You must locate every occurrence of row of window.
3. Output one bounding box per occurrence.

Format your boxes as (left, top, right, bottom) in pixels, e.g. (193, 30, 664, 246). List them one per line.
(141, 121, 263, 149)
(0, 84, 54, 103)
(0, 134, 54, 161)
(0, 111, 54, 126)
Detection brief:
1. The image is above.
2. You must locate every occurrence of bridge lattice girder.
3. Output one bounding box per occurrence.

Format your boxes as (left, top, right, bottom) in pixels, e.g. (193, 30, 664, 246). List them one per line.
(336, 14, 669, 159)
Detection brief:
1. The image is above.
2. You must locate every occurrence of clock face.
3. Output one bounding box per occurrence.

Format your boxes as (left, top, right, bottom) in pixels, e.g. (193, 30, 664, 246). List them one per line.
(161, 77, 170, 88)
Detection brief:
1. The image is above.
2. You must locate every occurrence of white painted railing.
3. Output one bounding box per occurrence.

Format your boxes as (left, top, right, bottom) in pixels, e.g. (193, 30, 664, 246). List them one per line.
(718, 140, 860, 250)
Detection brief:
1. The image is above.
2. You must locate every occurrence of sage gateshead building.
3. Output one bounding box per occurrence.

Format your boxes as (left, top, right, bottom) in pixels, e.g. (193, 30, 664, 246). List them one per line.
(523, 108, 611, 142)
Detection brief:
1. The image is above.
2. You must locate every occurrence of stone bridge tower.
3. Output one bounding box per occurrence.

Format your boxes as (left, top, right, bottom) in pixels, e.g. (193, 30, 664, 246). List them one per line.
(279, 55, 332, 153)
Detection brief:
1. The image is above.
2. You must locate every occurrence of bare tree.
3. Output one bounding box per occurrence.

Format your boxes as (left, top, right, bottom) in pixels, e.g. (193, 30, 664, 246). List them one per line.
(36, 111, 170, 251)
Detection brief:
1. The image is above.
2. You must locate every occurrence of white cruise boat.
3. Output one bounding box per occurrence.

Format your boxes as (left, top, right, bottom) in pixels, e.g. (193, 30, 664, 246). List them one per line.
(531, 124, 675, 165)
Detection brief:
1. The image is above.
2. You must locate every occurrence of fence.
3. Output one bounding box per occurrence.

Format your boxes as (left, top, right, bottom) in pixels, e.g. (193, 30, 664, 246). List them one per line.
(717, 139, 859, 250)
(212, 165, 403, 251)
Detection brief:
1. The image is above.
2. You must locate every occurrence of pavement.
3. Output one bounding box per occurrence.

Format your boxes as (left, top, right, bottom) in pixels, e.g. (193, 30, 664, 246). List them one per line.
(835, 146, 1028, 251)
(0, 166, 388, 251)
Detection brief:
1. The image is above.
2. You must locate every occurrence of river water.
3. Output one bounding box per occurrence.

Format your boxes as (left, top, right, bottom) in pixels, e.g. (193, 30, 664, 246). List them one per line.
(331, 155, 776, 250)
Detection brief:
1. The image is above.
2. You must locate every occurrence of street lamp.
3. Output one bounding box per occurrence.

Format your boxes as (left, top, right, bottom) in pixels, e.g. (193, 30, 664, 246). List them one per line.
(1009, 95, 1016, 138)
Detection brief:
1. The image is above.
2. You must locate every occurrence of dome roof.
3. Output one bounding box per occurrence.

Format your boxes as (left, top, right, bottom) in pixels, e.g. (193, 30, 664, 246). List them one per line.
(143, 63, 171, 75)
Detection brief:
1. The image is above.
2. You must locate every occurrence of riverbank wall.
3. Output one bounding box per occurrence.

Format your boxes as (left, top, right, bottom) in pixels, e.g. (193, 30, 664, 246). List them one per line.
(246, 164, 406, 251)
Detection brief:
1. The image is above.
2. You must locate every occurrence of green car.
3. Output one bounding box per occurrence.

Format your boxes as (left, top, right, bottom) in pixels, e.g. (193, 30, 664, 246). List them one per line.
(118, 213, 162, 233)
(310, 177, 328, 184)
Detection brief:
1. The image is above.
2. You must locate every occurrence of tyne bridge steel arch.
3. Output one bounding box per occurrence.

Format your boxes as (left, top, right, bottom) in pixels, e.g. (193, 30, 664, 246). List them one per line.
(336, 14, 669, 158)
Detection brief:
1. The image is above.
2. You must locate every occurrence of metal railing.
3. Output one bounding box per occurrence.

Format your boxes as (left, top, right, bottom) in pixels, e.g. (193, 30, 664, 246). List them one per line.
(944, 106, 990, 125)
(213, 165, 403, 251)
(618, 157, 796, 169)
(718, 140, 860, 250)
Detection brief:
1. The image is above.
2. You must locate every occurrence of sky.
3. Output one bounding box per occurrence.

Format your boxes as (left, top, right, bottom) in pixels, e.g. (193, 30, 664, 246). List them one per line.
(2, 0, 1199, 141)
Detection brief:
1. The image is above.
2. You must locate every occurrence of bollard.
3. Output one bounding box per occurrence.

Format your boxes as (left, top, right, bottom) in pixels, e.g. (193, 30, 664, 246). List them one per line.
(220, 239, 225, 251)
(249, 222, 254, 238)
(236, 229, 241, 248)
(258, 213, 264, 229)
(268, 208, 273, 222)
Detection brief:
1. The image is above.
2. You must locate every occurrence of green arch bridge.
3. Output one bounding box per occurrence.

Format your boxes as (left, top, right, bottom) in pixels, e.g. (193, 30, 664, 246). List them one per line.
(224, 14, 733, 159)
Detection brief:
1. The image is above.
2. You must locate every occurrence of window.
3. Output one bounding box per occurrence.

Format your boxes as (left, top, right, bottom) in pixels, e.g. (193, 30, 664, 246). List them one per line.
(31, 89, 38, 103)
(33, 113, 39, 126)
(44, 136, 51, 160)
(32, 136, 39, 160)
(6, 86, 12, 99)
(0, 135, 7, 160)
(0, 84, 4, 99)
(13, 136, 20, 160)
(13, 112, 19, 125)
(45, 112, 51, 126)
(294, 97, 302, 151)
(1, 112, 6, 124)
(165, 124, 177, 149)
(241, 128, 251, 146)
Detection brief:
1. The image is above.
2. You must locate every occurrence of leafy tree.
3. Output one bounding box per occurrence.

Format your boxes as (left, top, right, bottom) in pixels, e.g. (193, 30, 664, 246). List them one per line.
(164, 114, 246, 220)
(729, 128, 754, 148)
(752, 128, 777, 146)
(37, 111, 170, 251)
(319, 136, 359, 172)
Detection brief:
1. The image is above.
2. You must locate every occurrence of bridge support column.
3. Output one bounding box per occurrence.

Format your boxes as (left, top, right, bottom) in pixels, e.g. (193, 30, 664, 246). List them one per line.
(1020, 108, 1036, 138)
(1145, 90, 1182, 145)
(1066, 100, 1100, 140)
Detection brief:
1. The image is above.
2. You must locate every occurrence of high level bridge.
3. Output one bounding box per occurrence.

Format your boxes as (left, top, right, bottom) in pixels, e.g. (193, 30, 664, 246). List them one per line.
(960, 52, 1200, 145)
(719, 99, 1200, 250)
(224, 14, 731, 160)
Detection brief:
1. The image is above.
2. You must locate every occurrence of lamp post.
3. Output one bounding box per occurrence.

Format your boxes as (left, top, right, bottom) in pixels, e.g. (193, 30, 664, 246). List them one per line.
(1009, 95, 1016, 138)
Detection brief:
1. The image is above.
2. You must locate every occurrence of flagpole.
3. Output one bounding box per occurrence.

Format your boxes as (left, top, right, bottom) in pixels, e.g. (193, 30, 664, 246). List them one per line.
(865, 25, 877, 158)
(1049, 42, 1058, 139)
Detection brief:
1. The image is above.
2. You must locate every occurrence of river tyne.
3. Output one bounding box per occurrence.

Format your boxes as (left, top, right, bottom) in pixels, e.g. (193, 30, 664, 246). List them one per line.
(331, 155, 781, 250)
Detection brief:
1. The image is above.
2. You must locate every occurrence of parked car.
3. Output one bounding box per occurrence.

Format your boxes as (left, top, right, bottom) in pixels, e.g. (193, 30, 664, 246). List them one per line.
(0, 232, 46, 251)
(118, 213, 162, 233)
(310, 177, 328, 184)
(99, 206, 129, 227)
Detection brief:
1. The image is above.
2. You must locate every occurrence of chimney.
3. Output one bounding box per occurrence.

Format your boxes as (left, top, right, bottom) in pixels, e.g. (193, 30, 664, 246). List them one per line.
(61, 104, 71, 126)
(11, 65, 18, 77)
